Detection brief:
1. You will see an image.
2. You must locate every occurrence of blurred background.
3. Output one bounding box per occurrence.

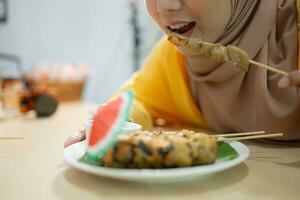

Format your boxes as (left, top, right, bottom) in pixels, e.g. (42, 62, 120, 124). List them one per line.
(0, 0, 161, 117)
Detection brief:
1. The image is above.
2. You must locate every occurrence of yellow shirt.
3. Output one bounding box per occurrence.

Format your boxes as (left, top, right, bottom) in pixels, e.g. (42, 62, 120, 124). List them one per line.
(118, 37, 207, 130)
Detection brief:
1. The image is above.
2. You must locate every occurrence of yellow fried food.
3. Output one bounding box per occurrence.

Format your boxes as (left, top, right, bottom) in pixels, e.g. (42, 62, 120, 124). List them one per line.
(101, 130, 218, 169)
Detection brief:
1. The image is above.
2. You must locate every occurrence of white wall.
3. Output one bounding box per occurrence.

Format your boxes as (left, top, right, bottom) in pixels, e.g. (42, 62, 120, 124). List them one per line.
(137, 1, 162, 66)
(0, 0, 160, 103)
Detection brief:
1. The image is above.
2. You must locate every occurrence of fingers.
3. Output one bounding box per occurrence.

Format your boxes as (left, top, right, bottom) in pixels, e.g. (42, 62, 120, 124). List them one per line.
(278, 76, 290, 88)
(64, 128, 86, 148)
(278, 71, 300, 88)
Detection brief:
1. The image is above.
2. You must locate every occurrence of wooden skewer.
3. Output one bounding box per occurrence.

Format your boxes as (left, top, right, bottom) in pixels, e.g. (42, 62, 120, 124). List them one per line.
(168, 33, 290, 77)
(249, 60, 289, 76)
(211, 131, 266, 138)
(218, 133, 283, 142)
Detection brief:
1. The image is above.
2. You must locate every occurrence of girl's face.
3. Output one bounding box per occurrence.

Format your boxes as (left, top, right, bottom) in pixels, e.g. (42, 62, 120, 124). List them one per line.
(145, 0, 231, 43)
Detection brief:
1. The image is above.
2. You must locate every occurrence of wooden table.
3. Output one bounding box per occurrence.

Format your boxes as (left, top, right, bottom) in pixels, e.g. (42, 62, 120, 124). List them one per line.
(1, 102, 300, 200)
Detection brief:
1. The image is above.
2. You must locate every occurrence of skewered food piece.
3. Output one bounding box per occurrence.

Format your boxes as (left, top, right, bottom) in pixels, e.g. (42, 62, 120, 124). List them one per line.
(168, 33, 250, 71)
(101, 130, 218, 169)
(169, 33, 289, 76)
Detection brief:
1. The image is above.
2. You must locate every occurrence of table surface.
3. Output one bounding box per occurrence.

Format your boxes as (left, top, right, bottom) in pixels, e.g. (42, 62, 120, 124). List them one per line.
(1, 102, 300, 200)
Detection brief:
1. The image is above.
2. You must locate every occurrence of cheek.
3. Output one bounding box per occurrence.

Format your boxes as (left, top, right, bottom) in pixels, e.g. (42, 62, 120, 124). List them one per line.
(145, 0, 166, 31)
(187, 1, 210, 20)
(145, 0, 158, 21)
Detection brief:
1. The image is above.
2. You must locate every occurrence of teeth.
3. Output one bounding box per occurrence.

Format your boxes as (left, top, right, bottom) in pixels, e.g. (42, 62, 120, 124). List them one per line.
(169, 22, 190, 30)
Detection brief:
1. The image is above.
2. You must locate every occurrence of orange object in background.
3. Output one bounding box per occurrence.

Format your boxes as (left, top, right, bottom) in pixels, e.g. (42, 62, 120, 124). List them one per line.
(1, 78, 23, 111)
(18, 89, 34, 113)
(27, 79, 84, 102)
(18, 87, 58, 117)
(26, 63, 90, 102)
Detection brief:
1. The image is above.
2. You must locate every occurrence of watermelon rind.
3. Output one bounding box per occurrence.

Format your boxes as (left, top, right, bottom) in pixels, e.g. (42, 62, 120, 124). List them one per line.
(86, 91, 134, 160)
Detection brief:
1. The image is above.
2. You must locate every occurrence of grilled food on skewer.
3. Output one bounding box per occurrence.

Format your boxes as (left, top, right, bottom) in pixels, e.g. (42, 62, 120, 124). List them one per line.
(101, 130, 218, 169)
(168, 33, 289, 76)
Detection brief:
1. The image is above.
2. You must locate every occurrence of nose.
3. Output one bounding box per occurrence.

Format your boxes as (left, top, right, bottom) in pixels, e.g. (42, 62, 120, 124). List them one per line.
(156, 0, 182, 13)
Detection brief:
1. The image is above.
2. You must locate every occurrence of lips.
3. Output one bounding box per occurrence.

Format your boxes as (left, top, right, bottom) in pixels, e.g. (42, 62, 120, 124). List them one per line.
(167, 22, 196, 35)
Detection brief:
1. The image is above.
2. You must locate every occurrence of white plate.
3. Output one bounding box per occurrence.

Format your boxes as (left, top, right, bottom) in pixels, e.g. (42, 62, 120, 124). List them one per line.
(64, 140, 250, 183)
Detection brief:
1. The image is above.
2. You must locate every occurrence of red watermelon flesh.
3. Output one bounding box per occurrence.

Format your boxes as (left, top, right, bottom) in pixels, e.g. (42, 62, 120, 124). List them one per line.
(88, 96, 123, 147)
(84, 91, 134, 160)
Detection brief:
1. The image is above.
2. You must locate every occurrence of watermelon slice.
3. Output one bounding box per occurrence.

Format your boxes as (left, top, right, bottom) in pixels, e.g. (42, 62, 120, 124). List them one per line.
(85, 91, 134, 161)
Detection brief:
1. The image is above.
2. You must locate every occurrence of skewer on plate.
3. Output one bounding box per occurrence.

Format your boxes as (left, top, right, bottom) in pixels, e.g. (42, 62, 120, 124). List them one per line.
(163, 130, 283, 141)
(219, 133, 283, 141)
(212, 131, 283, 142)
(168, 33, 289, 76)
(211, 131, 266, 138)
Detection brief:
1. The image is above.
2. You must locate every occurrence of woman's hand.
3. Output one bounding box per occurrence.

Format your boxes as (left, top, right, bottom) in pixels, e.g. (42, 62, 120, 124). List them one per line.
(64, 127, 86, 148)
(278, 70, 300, 96)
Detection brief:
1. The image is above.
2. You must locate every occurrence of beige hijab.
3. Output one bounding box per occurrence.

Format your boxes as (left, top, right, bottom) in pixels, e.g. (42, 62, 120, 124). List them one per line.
(186, 0, 300, 141)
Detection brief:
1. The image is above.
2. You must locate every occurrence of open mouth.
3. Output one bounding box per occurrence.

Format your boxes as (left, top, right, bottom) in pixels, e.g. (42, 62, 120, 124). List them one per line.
(168, 22, 196, 35)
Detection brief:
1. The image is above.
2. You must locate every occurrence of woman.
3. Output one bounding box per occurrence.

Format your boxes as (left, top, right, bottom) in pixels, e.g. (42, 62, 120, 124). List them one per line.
(65, 0, 300, 147)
